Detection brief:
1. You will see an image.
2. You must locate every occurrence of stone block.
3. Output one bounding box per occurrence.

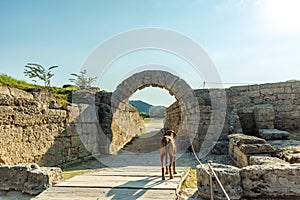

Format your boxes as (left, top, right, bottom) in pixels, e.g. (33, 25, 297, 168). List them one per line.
(9, 87, 34, 99)
(239, 143, 275, 154)
(253, 104, 275, 121)
(228, 133, 266, 146)
(249, 155, 288, 165)
(253, 104, 275, 129)
(228, 95, 251, 106)
(0, 164, 29, 191)
(240, 90, 260, 98)
(241, 163, 300, 198)
(23, 166, 63, 195)
(197, 163, 242, 200)
(232, 145, 248, 167)
(228, 134, 275, 167)
(275, 104, 295, 112)
(258, 129, 291, 140)
(0, 164, 62, 195)
(277, 146, 300, 164)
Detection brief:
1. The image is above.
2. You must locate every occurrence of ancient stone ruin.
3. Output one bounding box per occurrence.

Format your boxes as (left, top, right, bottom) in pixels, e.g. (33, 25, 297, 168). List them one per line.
(0, 70, 299, 198)
(164, 78, 300, 199)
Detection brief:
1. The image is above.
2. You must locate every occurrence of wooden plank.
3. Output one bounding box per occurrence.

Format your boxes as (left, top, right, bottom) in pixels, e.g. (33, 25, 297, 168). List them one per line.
(175, 167, 190, 195)
(85, 168, 187, 177)
(93, 166, 187, 172)
(55, 175, 180, 190)
(36, 167, 189, 200)
(36, 187, 175, 200)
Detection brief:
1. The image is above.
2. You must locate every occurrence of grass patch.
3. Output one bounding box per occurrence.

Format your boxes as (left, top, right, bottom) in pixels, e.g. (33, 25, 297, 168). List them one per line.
(49, 86, 77, 105)
(280, 145, 300, 154)
(143, 118, 164, 123)
(0, 74, 77, 105)
(0, 74, 36, 89)
(62, 169, 93, 180)
(182, 168, 198, 189)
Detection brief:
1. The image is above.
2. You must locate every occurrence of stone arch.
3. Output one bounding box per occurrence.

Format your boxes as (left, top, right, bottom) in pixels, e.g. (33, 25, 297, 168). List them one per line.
(111, 70, 201, 153)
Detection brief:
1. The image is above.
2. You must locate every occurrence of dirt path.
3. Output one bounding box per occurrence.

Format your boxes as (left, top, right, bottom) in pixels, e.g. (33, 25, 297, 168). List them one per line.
(119, 120, 164, 154)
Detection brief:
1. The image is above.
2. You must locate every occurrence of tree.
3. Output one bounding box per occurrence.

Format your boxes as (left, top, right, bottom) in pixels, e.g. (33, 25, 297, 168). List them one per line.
(139, 112, 149, 119)
(69, 69, 97, 89)
(24, 63, 58, 87)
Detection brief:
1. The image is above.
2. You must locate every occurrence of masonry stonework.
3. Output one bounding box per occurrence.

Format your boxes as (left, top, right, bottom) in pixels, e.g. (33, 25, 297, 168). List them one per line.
(165, 81, 300, 153)
(0, 86, 143, 166)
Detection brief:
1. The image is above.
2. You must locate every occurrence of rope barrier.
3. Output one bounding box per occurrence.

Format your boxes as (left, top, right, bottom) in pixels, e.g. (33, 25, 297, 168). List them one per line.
(189, 141, 209, 175)
(208, 161, 231, 200)
(190, 141, 231, 200)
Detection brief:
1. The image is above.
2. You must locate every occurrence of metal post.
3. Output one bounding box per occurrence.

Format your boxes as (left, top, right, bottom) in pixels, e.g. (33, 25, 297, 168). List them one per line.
(208, 160, 214, 200)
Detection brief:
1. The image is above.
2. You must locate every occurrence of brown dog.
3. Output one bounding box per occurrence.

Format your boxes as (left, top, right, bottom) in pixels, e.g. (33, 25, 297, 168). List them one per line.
(160, 129, 177, 180)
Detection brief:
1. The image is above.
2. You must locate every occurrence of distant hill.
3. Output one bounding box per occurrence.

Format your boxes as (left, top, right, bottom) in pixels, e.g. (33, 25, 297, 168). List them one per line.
(129, 100, 152, 114)
(129, 100, 166, 118)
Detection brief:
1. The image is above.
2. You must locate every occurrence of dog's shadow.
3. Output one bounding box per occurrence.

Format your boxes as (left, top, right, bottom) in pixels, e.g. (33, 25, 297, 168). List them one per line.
(106, 176, 164, 200)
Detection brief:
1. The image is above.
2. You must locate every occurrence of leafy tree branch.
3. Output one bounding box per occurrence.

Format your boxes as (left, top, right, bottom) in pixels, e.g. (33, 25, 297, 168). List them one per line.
(69, 69, 97, 89)
(24, 63, 58, 86)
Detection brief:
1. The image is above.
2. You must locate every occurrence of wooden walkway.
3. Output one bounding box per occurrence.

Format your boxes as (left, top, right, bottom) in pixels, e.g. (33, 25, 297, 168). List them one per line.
(36, 166, 189, 200)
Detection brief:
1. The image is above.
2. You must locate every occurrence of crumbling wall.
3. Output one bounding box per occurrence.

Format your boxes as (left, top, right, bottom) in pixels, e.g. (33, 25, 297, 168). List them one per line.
(164, 81, 300, 153)
(0, 87, 143, 166)
(0, 86, 90, 166)
(227, 81, 300, 132)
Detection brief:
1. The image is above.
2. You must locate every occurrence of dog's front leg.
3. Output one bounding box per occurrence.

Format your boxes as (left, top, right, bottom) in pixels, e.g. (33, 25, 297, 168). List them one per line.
(173, 160, 177, 174)
(172, 154, 177, 174)
(161, 167, 165, 180)
(161, 153, 166, 180)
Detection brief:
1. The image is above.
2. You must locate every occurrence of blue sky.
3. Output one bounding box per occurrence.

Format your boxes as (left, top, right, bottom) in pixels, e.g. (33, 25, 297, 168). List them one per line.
(1, 0, 300, 106)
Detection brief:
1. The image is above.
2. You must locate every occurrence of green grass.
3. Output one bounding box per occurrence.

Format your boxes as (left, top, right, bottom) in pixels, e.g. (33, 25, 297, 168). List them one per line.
(280, 145, 300, 154)
(49, 86, 77, 105)
(0, 74, 77, 105)
(0, 74, 37, 89)
(143, 118, 164, 123)
(62, 169, 93, 180)
(181, 168, 198, 189)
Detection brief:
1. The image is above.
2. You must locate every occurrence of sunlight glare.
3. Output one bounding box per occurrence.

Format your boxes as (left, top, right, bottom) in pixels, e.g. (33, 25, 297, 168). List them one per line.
(263, 0, 300, 34)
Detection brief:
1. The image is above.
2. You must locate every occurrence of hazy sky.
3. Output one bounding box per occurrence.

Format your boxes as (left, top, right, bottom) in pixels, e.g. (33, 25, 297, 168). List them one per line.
(1, 0, 300, 106)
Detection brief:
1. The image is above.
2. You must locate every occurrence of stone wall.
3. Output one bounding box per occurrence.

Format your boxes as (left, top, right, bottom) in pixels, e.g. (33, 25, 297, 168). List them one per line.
(0, 86, 89, 166)
(164, 81, 300, 153)
(164, 101, 180, 131)
(197, 162, 300, 199)
(111, 104, 144, 153)
(228, 81, 300, 132)
(0, 86, 143, 166)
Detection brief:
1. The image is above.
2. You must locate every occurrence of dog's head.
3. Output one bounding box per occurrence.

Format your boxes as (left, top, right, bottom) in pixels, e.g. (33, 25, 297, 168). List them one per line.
(164, 130, 177, 139)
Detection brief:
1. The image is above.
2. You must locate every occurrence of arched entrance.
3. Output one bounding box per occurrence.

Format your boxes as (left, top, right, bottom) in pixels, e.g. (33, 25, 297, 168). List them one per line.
(110, 70, 201, 154)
